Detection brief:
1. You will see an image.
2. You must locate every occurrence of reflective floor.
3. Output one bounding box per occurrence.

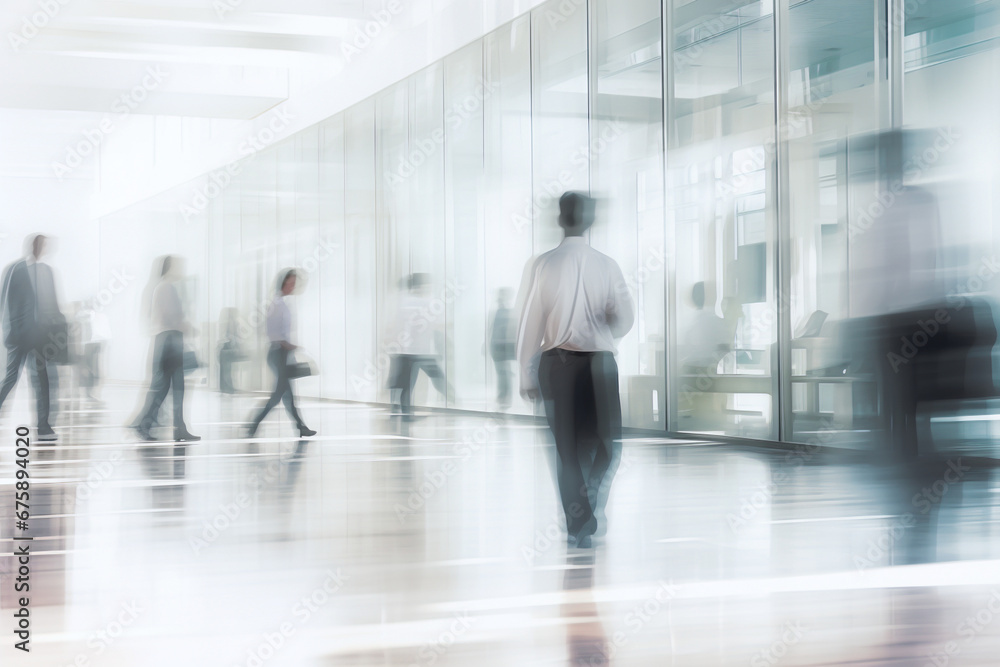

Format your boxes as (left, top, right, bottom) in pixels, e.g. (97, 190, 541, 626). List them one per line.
(3, 386, 1000, 666)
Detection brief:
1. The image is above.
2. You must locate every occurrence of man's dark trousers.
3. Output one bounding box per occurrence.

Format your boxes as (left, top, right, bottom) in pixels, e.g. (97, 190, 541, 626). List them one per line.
(0, 345, 51, 430)
(538, 349, 622, 538)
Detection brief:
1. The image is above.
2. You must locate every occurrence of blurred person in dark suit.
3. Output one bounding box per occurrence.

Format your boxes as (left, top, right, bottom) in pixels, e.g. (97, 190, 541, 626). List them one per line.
(488, 288, 516, 410)
(0, 234, 65, 441)
(845, 129, 994, 459)
(134, 256, 200, 442)
(218, 307, 241, 394)
(76, 298, 111, 403)
(517, 192, 634, 548)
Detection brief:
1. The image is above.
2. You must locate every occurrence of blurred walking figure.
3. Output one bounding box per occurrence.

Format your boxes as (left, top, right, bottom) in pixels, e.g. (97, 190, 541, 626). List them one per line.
(218, 307, 241, 394)
(134, 256, 200, 442)
(246, 270, 316, 438)
(488, 288, 516, 410)
(77, 299, 111, 403)
(679, 282, 732, 373)
(0, 234, 65, 441)
(517, 192, 634, 548)
(389, 273, 450, 418)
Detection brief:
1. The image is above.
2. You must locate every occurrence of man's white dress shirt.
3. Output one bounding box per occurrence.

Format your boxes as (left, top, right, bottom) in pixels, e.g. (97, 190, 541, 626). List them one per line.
(516, 236, 635, 394)
(396, 293, 437, 355)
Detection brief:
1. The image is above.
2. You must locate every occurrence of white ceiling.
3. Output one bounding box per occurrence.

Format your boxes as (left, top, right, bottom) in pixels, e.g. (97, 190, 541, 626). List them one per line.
(0, 0, 546, 227)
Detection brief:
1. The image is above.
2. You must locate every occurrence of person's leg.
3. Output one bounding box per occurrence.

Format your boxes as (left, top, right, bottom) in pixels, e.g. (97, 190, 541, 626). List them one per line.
(388, 355, 402, 412)
(278, 357, 306, 430)
(29, 349, 52, 432)
(398, 355, 416, 416)
(220, 345, 236, 394)
(588, 352, 623, 527)
(423, 357, 449, 401)
(163, 333, 188, 432)
(81, 342, 95, 397)
(0, 347, 27, 412)
(495, 358, 511, 409)
(89, 342, 103, 400)
(250, 347, 286, 430)
(94, 343, 102, 386)
(219, 351, 228, 393)
(138, 334, 171, 432)
(539, 351, 593, 538)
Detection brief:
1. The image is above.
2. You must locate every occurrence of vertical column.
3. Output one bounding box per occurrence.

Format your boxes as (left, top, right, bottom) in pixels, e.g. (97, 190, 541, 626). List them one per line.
(888, 0, 905, 129)
(663, 0, 677, 433)
(774, 0, 792, 441)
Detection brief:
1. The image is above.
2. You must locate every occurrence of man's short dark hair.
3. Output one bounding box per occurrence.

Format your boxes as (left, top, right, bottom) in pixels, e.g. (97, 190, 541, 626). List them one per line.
(558, 191, 595, 229)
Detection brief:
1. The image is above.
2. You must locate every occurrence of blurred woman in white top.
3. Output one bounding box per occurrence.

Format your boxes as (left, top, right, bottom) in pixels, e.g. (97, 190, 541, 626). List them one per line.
(246, 269, 315, 438)
(134, 255, 200, 442)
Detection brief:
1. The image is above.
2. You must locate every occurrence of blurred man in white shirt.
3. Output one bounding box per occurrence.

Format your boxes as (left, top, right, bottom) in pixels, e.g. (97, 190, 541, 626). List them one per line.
(517, 192, 635, 548)
(389, 273, 449, 419)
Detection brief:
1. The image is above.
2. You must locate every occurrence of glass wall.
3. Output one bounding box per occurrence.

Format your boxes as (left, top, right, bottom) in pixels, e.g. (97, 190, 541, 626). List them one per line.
(784, 0, 879, 444)
(667, 0, 778, 440)
(95, 0, 1000, 447)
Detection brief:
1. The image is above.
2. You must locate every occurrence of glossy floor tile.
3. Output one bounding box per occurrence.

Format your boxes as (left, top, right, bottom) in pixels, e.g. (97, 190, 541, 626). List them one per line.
(2, 386, 1000, 666)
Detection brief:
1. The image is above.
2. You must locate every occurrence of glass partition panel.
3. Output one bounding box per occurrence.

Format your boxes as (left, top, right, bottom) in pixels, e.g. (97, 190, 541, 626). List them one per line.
(444, 41, 488, 412)
(319, 115, 348, 400)
(785, 0, 878, 446)
(592, 0, 665, 430)
(293, 127, 323, 400)
(345, 100, 378, 403)
(376, 81, 410, 405)
(668, 0, 778, 440)
(406, 64, 448, 410)
(484, 16, 534, 415)
(531, 0, 590, 254)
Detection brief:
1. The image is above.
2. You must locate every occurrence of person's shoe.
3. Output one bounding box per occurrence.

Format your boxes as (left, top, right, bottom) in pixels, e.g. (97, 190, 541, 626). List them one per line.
(174, 429, 201, 442)
(245, 423, 259, 438)
(571, 516, 598, 544)
(134, 426, 157, 442)
(37, 427, 58, 442)
(298, 426, 317, 438)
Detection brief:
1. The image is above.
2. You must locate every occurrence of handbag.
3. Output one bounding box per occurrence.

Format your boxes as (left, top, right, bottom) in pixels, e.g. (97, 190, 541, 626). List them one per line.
(219, 340, 249, 362)
(183, 348, 201, 374)
(287, 362, 312, 379)
(286, 351, 315, 379)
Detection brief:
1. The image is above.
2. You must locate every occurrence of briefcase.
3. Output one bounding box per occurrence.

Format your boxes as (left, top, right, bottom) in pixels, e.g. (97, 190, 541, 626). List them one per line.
(41, 315, 70, 365)
(287, 352, 316, 379)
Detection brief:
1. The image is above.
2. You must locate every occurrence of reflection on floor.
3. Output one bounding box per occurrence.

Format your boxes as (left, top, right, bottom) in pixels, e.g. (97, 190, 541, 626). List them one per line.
(2, 386, 1000, 666)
